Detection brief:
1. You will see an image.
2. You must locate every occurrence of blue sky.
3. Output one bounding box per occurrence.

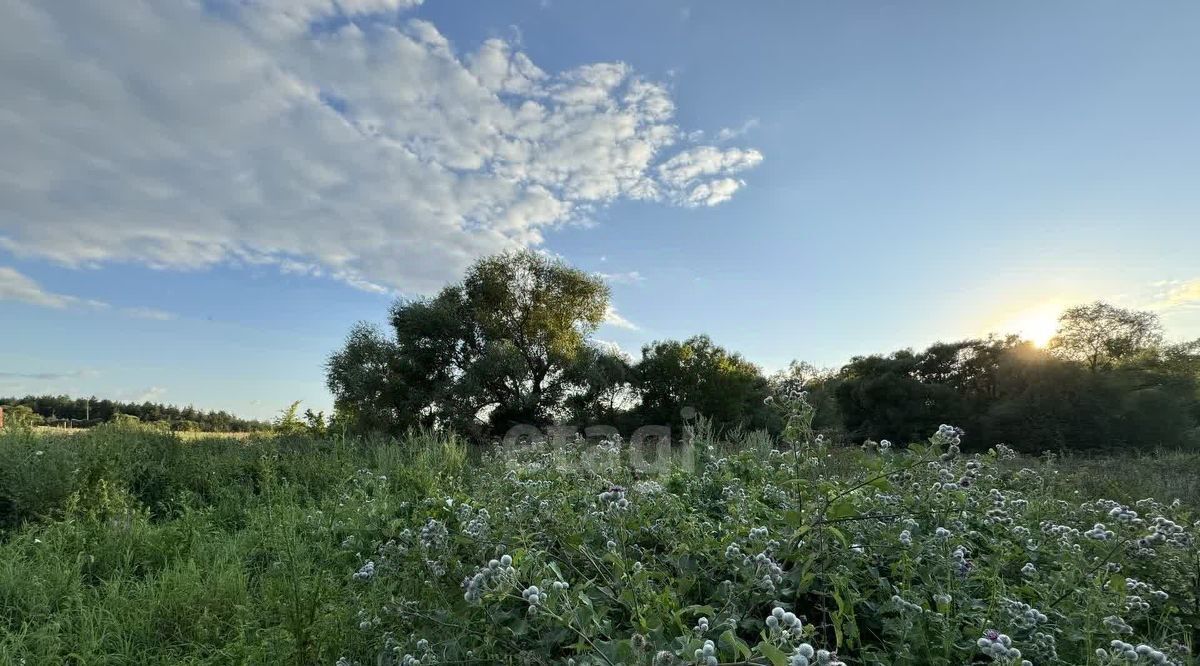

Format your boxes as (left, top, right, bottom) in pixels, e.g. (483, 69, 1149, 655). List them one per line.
(3, 0, 1199, 420)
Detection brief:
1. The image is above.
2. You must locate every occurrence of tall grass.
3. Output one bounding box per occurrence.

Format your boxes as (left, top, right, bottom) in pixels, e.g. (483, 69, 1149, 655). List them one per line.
(0, 423, 1196, 664)
(0, 424, 464, 664)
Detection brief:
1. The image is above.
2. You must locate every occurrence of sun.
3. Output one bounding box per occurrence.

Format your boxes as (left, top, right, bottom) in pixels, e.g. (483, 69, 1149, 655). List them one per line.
(1005, 305, 1062, 347)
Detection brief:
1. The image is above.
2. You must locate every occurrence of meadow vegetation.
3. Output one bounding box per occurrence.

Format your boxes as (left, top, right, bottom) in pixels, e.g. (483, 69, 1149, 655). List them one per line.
(1, 404, 1197, 665)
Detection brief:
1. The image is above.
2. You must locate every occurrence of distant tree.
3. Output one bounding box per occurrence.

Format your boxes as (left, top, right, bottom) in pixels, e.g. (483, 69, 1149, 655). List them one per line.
(273, 401, 306, 435)
(304, 408, 328, 436)
(0, 394, 267, 431)
(1048, 302, 1163, 372)
(632, 335, 776, 435)
(770, 361, 844, 437)
(833, 349, 970, 444)
(110, 413, 141, 427)
(1, 404, 41, 429)
(561, 344, 636, 427)
(327, 250, 610, 438)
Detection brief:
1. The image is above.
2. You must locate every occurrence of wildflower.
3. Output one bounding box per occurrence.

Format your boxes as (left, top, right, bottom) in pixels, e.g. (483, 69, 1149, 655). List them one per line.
(463, 509, 490, 539)
(898, 530, 912, 547)
(951, 546, 972, 577)
(935, 527, 952, 539)
(1103, 615, 1134, 635)
(521, 585, 542, 605)
(1109, 506, 1138, 522)
(598, 485, 629, 510)
(694, 639, 718, 666)
(1021, 562, 1037, 577)
(352, 560, 376, 581)
(1085, 523, 1114, 541)
(935, 424, 963, 459)
(419, 518, 448, 550)
(993, 443, 1018, 459)
(977, 630, 1021, 662)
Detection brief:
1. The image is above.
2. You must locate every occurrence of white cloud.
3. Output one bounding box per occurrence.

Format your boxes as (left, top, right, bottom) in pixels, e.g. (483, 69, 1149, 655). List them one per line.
(1149, 279, 1200, 311)
(0, 266, 78, 308)
(715, 118, 760, 142)
(122, 306, 178, 321)
(120, 386, 168, 403)
(0, 1, 762, 294)
(603, 305, 639, 330)
(656, 147, 763, 206)
(0, 266, 175, 320)
(590, 338, 632, 361)
(0, 369, 97, 381)
(597, 270, 644, 285)
(686, 118, 760, 144)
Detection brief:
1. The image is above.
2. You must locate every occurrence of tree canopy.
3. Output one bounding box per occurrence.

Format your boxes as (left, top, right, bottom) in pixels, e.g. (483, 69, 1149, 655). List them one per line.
(633, 335, 776, 435)
(1048, 301, 1164, 372)
(326, 251, 1199, 452)
(327, 250, 614, 438)
(0, 395, 266, 432)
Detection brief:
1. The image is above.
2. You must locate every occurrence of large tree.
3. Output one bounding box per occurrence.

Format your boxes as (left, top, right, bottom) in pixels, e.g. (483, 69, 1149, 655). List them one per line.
(326, 250, 612, 437)
(1048, 302, 1163, 372)
(632, 335, 776, 435)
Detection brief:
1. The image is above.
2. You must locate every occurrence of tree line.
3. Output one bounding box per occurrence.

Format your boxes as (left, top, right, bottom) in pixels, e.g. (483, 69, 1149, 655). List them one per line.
(0, 395, 269, 432)
(328, 251, 1200, 452)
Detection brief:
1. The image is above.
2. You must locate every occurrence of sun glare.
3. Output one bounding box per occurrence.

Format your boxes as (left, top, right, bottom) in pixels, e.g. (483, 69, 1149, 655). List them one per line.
(1006, 306, 1062, 347)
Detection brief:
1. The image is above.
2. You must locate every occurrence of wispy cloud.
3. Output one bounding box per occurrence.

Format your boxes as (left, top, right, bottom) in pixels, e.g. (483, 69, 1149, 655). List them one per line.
(603, 305, 639, 330)
(121, 306, 177, 321)
(597, 270, 645, 285)
(715, 118, 760, 142)
(131, 386, 168, 403)
(686, 118, 760, 144)
(0, 266, 176, 320)
(0, 266, 78, 308)
(0, 369, 98, 381)
(1147, 278, 1200, 311)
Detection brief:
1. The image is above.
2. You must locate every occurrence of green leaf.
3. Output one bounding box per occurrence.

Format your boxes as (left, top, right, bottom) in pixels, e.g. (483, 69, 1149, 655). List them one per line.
(868, 476, 892, 491)
(757, 642, 790, 666)
(721, 630, 752, 660)
(825, 525, 851, 548)
(828, 498, 858, 520)
(682, 604, 717, 616)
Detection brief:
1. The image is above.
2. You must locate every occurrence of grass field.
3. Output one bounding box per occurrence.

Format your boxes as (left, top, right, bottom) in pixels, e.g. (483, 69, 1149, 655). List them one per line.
(32, 425, 260, 440)
(1, 421, 1197, 665)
